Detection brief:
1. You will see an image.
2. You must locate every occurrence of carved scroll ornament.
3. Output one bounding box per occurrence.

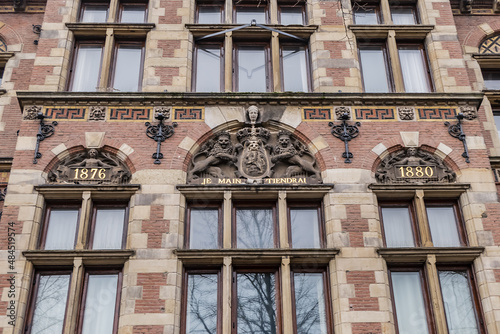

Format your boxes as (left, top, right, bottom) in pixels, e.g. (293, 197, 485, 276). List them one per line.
(48, 149, 131, 184)
(375, 147, 456, 184)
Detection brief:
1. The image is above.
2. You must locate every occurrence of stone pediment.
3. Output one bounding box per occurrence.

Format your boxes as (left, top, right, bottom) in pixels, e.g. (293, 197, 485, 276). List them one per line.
(375, 147, 456, 184)
(47, 149, 131, 185)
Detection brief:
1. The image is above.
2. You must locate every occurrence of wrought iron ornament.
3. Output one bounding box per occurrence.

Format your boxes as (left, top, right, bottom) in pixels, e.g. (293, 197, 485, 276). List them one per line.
(444, 113, 470, 163)
(329, 113, 361, 163)
(145, 113, 177, 164)
(33, 112, 57, 164)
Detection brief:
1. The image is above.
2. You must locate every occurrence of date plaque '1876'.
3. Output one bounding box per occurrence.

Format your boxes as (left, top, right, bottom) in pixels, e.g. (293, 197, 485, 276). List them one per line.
(70, 167, 111, 181)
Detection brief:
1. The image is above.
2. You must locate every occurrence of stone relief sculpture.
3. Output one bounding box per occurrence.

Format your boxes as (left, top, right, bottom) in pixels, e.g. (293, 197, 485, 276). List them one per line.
(187, 106, 322, 184)
(48, 148, 131, 184)
(375, 147, 456, 183)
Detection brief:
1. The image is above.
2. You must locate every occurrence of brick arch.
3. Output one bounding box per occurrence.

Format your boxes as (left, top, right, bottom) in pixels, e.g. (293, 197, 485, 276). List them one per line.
(463, 24, 500, 50)
(0, 22, 23, 49)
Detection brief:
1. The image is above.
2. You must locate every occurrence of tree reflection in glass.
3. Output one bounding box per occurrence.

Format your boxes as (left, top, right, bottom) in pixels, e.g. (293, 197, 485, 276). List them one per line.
(237, 273, 277, 334)
(31, 275, 70, 334)
(186, 274, 218, 334)
(236, 209, 274, 248)
(190, 209, 219, 249)
(293, 273, 327, 334)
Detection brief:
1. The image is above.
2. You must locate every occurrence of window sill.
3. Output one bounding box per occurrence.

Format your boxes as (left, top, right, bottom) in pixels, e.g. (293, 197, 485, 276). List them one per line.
(176, 248, 339, 265)
(186, 23, 318, 39)
(66, 23, 155, 37)
(23, 249, 135, 266)
(378, 247, 484, 263)
(35, 184, 140, 200)
(349, 24, 434, 39)
(369, 183, 470, 199)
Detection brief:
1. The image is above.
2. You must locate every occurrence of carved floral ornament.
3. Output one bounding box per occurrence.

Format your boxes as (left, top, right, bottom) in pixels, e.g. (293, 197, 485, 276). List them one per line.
(187, 106, 322, 185)
(375, 147, 456, 184)
(47, 148, 131, 184)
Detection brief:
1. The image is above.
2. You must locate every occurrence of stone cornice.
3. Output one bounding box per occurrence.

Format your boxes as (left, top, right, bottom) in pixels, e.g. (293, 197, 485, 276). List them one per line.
(16, 92, 485, 109)
(369, 183, 471, 199)
(65, 23, 155, 37)
(0, 52, 15, 65)
(349, 24, 434, 39)
(378, 247, 484, 263)
(35, 184, 141, 199)
(23, 249, 135, 265)
(186, 24, 318, 39)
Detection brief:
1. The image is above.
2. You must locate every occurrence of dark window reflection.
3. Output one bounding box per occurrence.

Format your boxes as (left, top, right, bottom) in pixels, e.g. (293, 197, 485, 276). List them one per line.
(237, 273, 277, 334)
(236, 209, 274, 248)
(190, 209, 219, 249)
(186, 274, 218, 333)
(293, 273, 328, 334)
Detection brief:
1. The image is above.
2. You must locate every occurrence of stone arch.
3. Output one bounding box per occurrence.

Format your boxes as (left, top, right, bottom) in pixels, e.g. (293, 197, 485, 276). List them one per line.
(0, 22, 23, 50)
(479, 33, 500, 54)
(463, 24, 500, 51)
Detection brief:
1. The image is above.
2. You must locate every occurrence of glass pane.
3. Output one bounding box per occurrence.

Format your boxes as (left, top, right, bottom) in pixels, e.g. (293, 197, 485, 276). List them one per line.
(71, 45, 102, 92)
(198, 6, 222, 23)
(237, 46, 267, 92)
(237, 273, 277, 334)
(31, 275, 70, 334)
(427, 206, 461, 247)
(189, 208, 219, 248)
(359, 47, 390, 92)
(112, 45, 142, 92)
(236, 208, 274, 248)
(391, 272, 430, 334)
(195, 46, 221, 92)
(494, 114, 500, 138)
(483, 71, 500, 90)
(81, 274, 119, 334)
(236, 7, 266, 23)
(439, 271, 479, 334)
(280, 7, 304, 25)
(81, 5, 108, 22)
(282, 47, 308, 92)
(120, 5, 146, 23)
(353, 7, 378, 24)
(391, 7, 416, 24)
(399, 46, 431, 93)
(44, 209, 79, 250)
(294, 273, 327, 334)
(92, 208, 126, 249)
(290, 209, 320, 248)
(186, 274, 218, 333)
(381, 207, 415, 247)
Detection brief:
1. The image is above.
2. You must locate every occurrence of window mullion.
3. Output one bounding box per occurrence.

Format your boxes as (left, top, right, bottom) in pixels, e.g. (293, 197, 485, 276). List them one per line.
(63, 258, 84, 334)
(99, 29, 115, 91)
(379, 0, 392, 24)
(75, 191, 91, 249)
(269, 0, 278, 24)
(108, 0, 119, 22)
(222, 256, 232, 334)
(278, 190, 289, 248)
(224, 32, 233, 92)
(387, 30, 405, 92)
(425, 254, 448, 334)
(225, 0, 233, 23)
(223, 190, 232, 248)
(414, 190, 433, 247)
(281, 257, 294, 334)
(271, 32, 281, 92)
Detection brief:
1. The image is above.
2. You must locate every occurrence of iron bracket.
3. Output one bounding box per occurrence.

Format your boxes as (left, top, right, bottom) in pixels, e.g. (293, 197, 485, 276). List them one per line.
(329, 113, 361, 163)
(444, 113, 470, 163)
(33, 112, 57, 164)
(145, 114, 177, 164)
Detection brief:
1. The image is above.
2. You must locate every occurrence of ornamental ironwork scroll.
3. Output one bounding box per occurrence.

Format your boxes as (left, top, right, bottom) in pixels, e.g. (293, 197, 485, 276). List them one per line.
(145, 109, 177, 164)
(444, 113, 470, 163)
(187, 106, 321, 185)
(33, 112, 57, 164)
(375, 147, 456, 184)
(47, 148, 131, 184)
(329, 112, 361, 163)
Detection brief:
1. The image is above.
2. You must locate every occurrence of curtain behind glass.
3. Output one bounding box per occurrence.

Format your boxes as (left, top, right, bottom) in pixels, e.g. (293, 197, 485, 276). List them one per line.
(236, 209, 274, 248)
(92, 208, 126, 249)
(293, 273, 327, 334)
(381, 207, 415, 247)
(282, 47, 308, 92)
(31, 275, 70, 334)
(427, 207, 461, 247)
(237, 273, 277, 334)
(359, 48, 390, 92)
(439, 271, 479, 334)
(81, 274, 119, 334)
(120, 5, 146, 23)
(391, 272, 430, 334)
(237, 46, 267, 92)
(71, 45, 102, 92)
(186, 274, 218, 333)
(290, 209, 320, 248)
(44, 209, 79, 250)
(399, 47, 431, 93)
(195, 47, 221, 92)
(112, 45, 142, 92)
(391, 8, 416, 24)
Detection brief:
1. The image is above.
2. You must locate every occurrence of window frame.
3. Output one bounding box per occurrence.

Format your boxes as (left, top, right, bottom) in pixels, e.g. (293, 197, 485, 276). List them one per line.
(185, 201, 223, 249)
(39, 202, 82, 250)
(67, 40, 105, 92)
(358, 41, 394, 93)
(233, 1, 270, 24)
(117, 0, 148, 23)
(482, 69, 500, 90)
(88, 202, 130, 250)
(278, 3, 306, 25)
(425, 200, 468, 247)
(233, 42, 273, 92)
(389, 1, 419, 24)
(352, 1, 382, 24)
(192, 42, 225, 92)
(78, 1, 110, 22)
(397, 42, 434, 93)
(108, 40, 145, 92)
(379, 200, 420, 248)
(232, 201, 279, 248)
(287, 201, 324, 248)
(196, 1, 225, 23)
(279, 42, 311, 92)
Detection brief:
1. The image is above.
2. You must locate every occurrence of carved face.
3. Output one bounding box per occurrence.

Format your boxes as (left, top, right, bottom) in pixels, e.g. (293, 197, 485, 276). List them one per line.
(218, 135, 230, 148)
(247, 106, 259, 122)
(89, 149, 98, 158)
(407, 148, 417, 156)
(279, 135, 290, 147)
(248, 140, 260, 151)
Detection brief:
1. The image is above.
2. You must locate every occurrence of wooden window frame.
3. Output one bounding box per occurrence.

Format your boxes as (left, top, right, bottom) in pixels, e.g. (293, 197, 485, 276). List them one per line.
(67, 40, 105, 92)
(233, 1, 270, 24)
(482, 69, 500, 90)
(39, 203, 82, 250)
(286, 201, 324, 248)
(78, 1, 110, 22)
(352, 1, 382, 24)
(232, 201, 279, 248)
(397, 42, 434, 93)
(117, 0, 148, 23)
(389, 1, 419, 24)
(192, 42, 225, 92)
(87, 202, 130, 250)
(279, 43, 311, 93)
(378, 200, 421, 247)
(108, 40, 145, 92)
(278, 3, 306, 25)
(424, 200, 468, 247)
(185, 201, 223, 249)
(358, 41, 394, 92)
(196, 1, 225, 23)
(233, 42, 272, 93)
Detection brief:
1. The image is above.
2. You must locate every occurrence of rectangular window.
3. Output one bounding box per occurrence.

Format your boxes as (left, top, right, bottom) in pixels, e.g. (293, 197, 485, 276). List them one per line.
(390, 4, 418, 24)
(234, 3, 269, 23)
(42, 206, 80, 250)
(0, 67, 4, 86)
(398, 44, 432, 93)
(89, 205, 128, 249)
(186, 204, 221, 249)
(79, 271, 121, 334)
(281, 45, 310, 92)
(183, 271, 220, 333)
(197, 2, 224, 23)
(234, 44, 270, 92)
(69, 42, 104, 92)
(119, 2, 147, 23)
(353, 2, 381, 24)
(482, 70, 500, 90)
(359, 43, 391, 93)
(25, 272, 72, 334)
(279, 5, 305, 25)
(494, 112, 500, 139)
(288, 204, 322, 248)
(79, 2, 109, 22)
(380, 204, 416, 247)
(234, 204, 277, 248)
(109, 42, 144, 92)
(426, 204, 463, 247)
(193, 44, 223, 92)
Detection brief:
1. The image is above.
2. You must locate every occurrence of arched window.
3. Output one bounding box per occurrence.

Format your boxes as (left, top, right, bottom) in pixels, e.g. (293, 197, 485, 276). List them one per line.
(478, 34, 500, 90)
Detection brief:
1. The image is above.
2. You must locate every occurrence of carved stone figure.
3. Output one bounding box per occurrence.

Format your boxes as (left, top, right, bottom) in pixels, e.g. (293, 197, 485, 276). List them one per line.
(154, 107, 171, 120)
(398, 107, 414, 121)
(335, 106, 351, 120)
(89, 106, 106, 121)
(246, 105, 260, 124)
(375, 147, 456, 183)
(460, 106, 477, 120)
(24, 106, 41, 120)
(188, 131, 237, 180)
